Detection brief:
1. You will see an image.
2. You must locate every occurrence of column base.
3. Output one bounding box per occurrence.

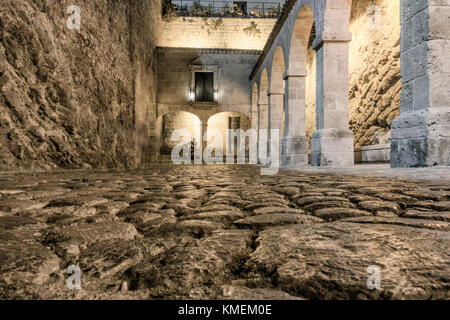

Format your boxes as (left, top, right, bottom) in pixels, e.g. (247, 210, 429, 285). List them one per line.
(311, 128, 354, 166)
(281, 135, 308, 167)
(391, 110, 450, 167)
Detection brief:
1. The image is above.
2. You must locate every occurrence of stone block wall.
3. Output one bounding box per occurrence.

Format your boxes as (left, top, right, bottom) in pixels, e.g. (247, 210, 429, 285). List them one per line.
(391, 0, 450, 167)
(207, 111, 251, 154)
(160, 111, 201, 155)
(158, 17, 277, 50)
(156, 47, 260, 121)
(0, 0, 161, 170)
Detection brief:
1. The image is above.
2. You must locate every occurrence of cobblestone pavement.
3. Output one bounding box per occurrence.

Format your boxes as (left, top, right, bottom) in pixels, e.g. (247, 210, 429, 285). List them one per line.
(0, 165, 449, 300)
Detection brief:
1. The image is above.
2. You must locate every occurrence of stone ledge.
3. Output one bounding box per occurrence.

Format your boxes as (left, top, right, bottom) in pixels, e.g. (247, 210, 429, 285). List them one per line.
(355, 144, 391, 164)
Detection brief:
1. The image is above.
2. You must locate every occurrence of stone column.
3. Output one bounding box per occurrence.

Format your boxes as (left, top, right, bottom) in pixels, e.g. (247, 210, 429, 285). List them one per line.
(282, 71, 309, 166)
(390, 0, 450, 167)
(258, 102, 269, 163)
(193, 122, 208, 164)
(311, 34, 354, 166)
(268, 92, 284, 159)
(250, 108, 259, 164)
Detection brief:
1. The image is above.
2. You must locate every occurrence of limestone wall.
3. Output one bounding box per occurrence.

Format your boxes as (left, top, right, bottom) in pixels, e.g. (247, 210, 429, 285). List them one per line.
(156, 48, 260, 122)
(305, 45, 316, 144)
(0, 0, 161, 169)
(348, 0, 402, 148)
(130, 0, 162, 165)
(160, 111, 201, 155)
(158, 17, 277, 50)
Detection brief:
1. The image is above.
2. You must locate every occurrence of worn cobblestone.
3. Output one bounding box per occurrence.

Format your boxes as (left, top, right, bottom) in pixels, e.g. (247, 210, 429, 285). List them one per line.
(0, 164, 449, 300)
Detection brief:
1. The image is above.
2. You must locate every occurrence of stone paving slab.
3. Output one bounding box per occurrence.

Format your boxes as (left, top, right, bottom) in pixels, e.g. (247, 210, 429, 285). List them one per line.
(0, 164, 448, 300)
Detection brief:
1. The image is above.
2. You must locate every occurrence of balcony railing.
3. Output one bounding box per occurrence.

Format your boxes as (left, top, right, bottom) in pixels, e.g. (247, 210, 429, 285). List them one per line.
(164, 1, 282, 19)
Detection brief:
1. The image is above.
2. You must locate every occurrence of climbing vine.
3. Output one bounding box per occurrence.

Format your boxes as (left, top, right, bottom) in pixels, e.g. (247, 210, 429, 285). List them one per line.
(243, 22, 261, 37)
(202, 18, 224, 36)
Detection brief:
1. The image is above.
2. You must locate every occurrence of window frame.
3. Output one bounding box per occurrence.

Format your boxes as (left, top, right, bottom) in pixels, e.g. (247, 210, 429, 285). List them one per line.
(189, 63, 220, 104)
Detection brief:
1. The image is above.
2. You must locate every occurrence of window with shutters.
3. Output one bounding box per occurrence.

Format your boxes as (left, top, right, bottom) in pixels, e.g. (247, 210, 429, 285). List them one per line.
(195, 72, 214, 102)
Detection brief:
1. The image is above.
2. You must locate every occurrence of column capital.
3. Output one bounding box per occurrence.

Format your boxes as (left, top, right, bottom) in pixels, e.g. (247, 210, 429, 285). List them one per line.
(267, 91, 284, 96)
(283, 71, 307, 80)
(312, 31, 353, 50)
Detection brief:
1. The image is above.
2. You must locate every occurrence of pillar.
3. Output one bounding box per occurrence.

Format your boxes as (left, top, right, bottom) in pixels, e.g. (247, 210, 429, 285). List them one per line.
(390, 0, 450, 167)
(251, 108, 259, 164)
(311, 33, 354, 167)
(282, 71, 309, 166)
(258, 102, 269, 163)
(193, 121, 208, 164)
(268, 91, 284, 159)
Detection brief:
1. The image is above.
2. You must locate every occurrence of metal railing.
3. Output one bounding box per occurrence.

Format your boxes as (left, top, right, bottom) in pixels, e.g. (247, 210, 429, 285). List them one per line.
(165, 1, 282, 18)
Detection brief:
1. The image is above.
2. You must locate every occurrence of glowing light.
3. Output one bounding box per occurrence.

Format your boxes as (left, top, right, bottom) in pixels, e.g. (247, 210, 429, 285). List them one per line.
(214, 90, 219, 102)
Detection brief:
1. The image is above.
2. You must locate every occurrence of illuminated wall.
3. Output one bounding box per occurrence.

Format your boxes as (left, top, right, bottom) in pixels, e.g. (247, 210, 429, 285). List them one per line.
(158, 17, 277, 50)
(207, 112, 251, 153)
(305, 44, 316, 147)
(348, 0, 401, 148)
(156, 47, 260, 120)
(160, 111, 201, 155)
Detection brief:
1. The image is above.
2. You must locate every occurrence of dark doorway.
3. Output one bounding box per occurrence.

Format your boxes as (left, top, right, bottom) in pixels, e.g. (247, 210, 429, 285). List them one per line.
(195, 72, 214, 102)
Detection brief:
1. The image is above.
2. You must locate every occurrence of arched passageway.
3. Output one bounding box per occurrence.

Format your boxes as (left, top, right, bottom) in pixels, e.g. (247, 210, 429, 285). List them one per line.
(156, 111, 201, 159)
(269, 46, 286, 160)
(282, 4, 315, 166)
(206, 112, 251, 162)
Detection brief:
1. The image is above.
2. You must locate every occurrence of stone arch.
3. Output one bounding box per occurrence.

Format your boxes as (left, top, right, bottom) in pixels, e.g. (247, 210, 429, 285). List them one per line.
(268, 46, 286, 159)
(270, 46, 286, 94)
(280, 3, 316, 167)
(288, 4, 315, 76)
(206, 111, 251, 159)
(155, 111, 201, 159)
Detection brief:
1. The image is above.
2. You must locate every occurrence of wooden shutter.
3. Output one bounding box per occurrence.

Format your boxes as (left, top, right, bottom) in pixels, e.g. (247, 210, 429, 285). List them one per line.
(195, 72, 214, 102)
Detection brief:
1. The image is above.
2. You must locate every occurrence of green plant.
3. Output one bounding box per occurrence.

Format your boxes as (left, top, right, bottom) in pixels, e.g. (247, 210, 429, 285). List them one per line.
(162, 0, 178, 21)
(244, 22, 261, 37)
(203, 17, 224, 35)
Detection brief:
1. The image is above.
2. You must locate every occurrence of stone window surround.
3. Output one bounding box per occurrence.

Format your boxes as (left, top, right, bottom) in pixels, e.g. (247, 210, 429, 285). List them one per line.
(188, 64, 221, 103)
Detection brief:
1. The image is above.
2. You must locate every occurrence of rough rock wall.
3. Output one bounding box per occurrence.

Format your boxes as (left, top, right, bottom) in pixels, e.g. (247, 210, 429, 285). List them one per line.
(348, 0, 401, 148)
(130, 0, 161, 165)
(0, 0, 161, 170)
